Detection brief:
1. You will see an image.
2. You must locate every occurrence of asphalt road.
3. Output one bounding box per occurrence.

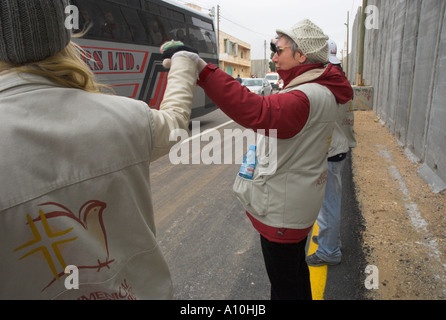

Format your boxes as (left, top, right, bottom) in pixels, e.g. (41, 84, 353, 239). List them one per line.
(151, 109, 368, 300)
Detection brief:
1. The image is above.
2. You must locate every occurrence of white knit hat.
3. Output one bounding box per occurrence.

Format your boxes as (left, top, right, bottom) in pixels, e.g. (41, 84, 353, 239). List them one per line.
(276, 19, 329, 63)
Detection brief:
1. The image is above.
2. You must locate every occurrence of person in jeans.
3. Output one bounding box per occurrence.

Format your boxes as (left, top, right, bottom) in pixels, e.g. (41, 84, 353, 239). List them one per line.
(188, 20, 353, 299)
(306, 39, 357, 267)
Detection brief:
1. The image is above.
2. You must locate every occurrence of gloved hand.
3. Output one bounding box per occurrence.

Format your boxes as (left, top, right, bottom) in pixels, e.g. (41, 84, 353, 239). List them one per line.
(160, 40, 206, 70)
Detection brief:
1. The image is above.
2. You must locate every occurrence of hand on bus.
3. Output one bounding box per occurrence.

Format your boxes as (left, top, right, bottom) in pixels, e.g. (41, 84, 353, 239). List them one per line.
(160, 40, 205, 70)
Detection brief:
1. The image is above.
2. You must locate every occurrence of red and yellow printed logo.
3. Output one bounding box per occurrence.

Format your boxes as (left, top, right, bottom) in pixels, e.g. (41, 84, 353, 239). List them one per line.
(14, 201, 114, 292)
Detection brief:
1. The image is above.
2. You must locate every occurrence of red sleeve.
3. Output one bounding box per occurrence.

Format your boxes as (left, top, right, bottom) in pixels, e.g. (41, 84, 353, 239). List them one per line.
(198, 64, 310, 139)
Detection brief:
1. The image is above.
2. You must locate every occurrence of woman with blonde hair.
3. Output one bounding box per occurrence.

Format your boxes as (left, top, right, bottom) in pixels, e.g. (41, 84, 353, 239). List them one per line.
(0, 0, 200, 299)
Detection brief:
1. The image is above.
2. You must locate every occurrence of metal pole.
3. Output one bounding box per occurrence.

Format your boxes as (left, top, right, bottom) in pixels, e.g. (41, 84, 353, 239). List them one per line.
(217, 5, 220, 50)
(264, 40, 267, 76)
(346, 11, 349, 80)
(357, 0, 367, 86)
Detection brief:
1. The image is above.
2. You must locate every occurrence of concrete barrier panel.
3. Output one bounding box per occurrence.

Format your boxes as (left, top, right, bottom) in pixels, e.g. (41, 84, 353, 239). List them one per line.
(352, 86, 374, 111)
(424, 3, 446, 186)
(352, 0, 446, 184)
(406, 0, 444, 160)
(394, 0, 421, 145)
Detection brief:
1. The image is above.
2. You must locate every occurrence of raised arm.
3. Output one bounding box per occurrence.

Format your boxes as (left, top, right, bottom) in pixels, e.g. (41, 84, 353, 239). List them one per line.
(149, 47, 201, 161)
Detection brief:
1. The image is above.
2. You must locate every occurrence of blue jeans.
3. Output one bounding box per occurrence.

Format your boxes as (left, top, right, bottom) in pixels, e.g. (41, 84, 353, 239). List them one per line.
(315, 159, 346, 264)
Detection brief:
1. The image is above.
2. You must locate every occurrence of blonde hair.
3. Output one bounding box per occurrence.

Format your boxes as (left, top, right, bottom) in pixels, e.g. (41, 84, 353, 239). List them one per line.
(0, 40, 110, 94)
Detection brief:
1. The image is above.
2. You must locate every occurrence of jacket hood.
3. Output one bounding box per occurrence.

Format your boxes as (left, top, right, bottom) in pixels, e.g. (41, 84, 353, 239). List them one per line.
(278, 63, 353, 104)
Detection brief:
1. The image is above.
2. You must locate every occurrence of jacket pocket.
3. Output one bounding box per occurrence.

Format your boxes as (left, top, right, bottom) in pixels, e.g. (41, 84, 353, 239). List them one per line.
(233, 174, 268, 216)
(265, 171, 287, 214)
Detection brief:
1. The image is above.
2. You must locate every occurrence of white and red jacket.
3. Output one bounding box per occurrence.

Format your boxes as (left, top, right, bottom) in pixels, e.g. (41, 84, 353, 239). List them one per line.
(198, 62, 353, 243)
(0, 56, 197, 299)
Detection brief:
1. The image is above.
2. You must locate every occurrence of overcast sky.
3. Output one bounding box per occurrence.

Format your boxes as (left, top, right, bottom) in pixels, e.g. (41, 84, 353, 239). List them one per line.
(169, 0, 363, 60)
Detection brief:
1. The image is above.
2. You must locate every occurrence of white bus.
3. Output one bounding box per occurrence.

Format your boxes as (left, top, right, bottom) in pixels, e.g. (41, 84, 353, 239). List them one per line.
(71, 0, 219, 117)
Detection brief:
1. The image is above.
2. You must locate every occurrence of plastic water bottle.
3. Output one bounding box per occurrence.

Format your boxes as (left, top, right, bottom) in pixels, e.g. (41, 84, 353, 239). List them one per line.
(239, 145, 257, 179)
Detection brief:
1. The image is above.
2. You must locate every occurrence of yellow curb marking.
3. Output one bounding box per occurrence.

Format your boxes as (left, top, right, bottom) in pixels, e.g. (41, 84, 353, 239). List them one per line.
(308, 223, 328, 300)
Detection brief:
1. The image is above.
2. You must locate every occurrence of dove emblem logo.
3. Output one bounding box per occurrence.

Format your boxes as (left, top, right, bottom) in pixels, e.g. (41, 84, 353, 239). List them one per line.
(14, 200, 115, 291)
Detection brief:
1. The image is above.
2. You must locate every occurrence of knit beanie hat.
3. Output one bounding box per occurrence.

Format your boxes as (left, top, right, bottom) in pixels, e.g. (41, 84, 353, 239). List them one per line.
(276, 19, 329, 63)
(0, 0, 71, 64)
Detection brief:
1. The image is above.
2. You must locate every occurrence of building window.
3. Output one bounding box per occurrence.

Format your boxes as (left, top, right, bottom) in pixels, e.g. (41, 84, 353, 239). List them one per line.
(225, 39, 232, 55)
(224, 39, 239, 57)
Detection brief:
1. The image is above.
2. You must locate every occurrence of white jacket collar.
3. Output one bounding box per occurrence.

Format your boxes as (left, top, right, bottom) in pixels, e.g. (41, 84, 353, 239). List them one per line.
(0, 71, 58, 94)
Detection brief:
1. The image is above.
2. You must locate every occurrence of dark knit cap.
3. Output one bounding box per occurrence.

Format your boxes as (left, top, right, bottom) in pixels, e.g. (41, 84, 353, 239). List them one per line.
(0, 0, 71, 64)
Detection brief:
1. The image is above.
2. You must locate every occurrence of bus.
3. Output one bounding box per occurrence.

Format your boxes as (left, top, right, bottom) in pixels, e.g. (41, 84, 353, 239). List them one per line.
(70, 0, 219, 118)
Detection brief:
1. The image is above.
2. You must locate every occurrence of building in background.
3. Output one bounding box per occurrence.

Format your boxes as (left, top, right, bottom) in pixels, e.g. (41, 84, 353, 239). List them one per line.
(218, 31, 251, 78)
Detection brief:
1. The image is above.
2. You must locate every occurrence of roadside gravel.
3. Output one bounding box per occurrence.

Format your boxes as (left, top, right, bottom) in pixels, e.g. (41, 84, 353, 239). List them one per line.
(352, 110, 446, 300)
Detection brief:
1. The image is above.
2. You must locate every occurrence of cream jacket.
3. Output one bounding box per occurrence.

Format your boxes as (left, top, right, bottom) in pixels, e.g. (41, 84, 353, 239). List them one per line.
(328, 101, 356, 158)
(339, 101, 357, 149)
(233, 82, 338, 230)
(0, 56, 197, 300)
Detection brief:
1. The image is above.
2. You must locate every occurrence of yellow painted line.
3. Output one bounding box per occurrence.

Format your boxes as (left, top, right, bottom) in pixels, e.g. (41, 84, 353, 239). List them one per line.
(307, 222, 328, 300)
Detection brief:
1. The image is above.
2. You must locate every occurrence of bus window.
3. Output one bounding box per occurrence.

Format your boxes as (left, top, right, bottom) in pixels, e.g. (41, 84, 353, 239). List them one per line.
(96, 1, 132, 42)
(120, 6, 147, 44)
(188, 25, 216, 54)
(191, 17, 213, 31)
(144, 1, 160, 15)
(162, 19, 184, 42)
(204, 30, 217, 54)
(71, 0, 102, 37)
(156, 17, 173, 44)
(170, 10, 185, 23)
(169, 26, 189, 44)
(189, 16, 217, 54)
(123, 0, 142, 8)
(158, 6, 169, 19)
(158, 6, 185, 23)
(139, 11, 165, 46)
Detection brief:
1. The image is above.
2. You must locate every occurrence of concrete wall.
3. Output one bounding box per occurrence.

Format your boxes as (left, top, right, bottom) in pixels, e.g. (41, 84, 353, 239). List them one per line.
(349, 0, 446, 191)
(251, 59, 269, 78)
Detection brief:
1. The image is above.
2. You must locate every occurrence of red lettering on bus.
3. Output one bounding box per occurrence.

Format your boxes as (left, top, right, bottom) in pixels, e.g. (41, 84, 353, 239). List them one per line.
(126, 53, 135, 70)
(92, 51, 103, 71)
(80, 46, 148, 75)
(108, 52, 136, 71)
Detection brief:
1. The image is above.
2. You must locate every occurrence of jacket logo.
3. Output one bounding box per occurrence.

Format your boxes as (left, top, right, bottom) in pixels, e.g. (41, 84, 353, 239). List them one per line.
(326, 134, 333, 153)
(316, 169, 329, 186)
(14, 201, 114, 291)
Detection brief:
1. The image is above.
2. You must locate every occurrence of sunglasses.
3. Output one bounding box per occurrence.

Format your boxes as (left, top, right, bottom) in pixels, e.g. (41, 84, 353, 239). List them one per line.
(270, 42, 290, 56)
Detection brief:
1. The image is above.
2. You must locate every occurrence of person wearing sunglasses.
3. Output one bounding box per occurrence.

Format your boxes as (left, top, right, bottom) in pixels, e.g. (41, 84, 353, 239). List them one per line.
(192, 19, 353, 300)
